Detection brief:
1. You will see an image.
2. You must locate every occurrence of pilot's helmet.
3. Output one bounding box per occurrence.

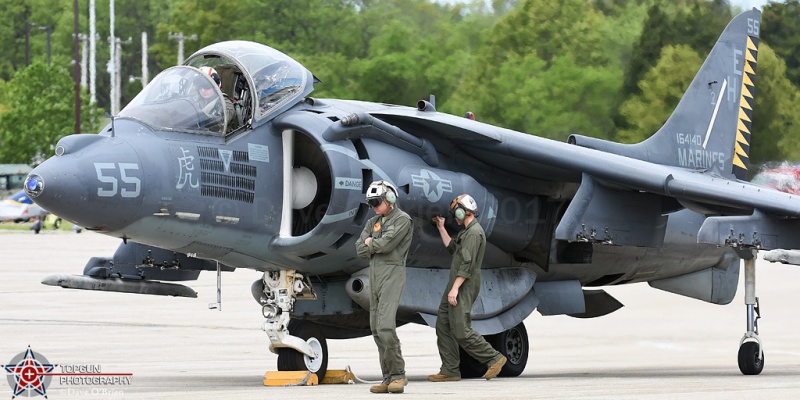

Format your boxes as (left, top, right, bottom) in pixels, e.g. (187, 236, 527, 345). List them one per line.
(199, 66, 222, 88)
(450, 194, 479, 220)
(365, 180, 398, 208)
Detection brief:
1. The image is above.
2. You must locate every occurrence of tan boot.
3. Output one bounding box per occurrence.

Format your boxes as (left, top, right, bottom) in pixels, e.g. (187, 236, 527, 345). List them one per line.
(427, 373, 461, 382)
(370, 383, 389, 393)
(483, 355, 507, 380)
(387, 377, 407, 393)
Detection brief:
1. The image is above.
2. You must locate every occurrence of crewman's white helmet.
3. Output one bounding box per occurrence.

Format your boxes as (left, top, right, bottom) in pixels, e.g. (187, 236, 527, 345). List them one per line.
(450, 193, 478, 220)
(365, 180, 398, 207)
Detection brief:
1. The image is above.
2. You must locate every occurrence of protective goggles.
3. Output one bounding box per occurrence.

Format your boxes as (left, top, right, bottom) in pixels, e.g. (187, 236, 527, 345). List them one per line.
(366, 197, 383, 208)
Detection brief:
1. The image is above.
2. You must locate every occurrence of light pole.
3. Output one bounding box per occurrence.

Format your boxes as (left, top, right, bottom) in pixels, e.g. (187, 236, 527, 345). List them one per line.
(129, 32, 149, 88)
(113, 36, 132, 114)
(141, 31, 148, 86)
(89, 0, 97, 104)
(78, 34, 88, 88)
(168, 32, 197, 65)
(25, 22, 53, 65)
(73, 0, 80, 134)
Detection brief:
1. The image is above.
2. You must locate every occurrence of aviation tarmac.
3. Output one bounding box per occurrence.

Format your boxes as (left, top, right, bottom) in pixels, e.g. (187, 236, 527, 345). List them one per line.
(1, 231, 798, 399)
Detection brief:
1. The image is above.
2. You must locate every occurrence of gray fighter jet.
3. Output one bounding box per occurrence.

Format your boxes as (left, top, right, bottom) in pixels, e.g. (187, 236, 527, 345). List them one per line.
(27, 9, 783, 377)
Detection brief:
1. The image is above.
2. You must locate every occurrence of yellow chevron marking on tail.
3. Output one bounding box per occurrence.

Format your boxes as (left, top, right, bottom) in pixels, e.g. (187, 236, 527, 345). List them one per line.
(747, 36, 757, 53)
(744, 62, 755, 75)
(743, 72, 754, 86)
(736, 130, 748, 143)
(732, 35, 758, 179)
(733, 155, 747, 169)
(741, 85, 754, 101)
(735, 141, 747, 156)
(736, 119, 750, 135)
(738, 108, 751, 123)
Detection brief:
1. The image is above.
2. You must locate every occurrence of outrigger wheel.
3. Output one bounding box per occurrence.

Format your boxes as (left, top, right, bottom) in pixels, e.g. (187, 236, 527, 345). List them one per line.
(738, 341, 764, 375)
(737, 254, 763, 375)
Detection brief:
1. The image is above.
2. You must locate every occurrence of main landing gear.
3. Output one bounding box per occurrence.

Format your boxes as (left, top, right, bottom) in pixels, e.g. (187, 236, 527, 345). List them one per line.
(738, 254, 764, 375)
(459, 322, 530, 378)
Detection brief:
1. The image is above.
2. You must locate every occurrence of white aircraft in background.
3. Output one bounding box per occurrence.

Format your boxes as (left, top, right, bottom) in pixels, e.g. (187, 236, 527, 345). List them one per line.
(0, 190, 44, 223)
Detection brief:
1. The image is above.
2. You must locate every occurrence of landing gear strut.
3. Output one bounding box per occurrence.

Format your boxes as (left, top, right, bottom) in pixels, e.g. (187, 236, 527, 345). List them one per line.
(258, 270, 329, 378)
(738, 254, 764, 375)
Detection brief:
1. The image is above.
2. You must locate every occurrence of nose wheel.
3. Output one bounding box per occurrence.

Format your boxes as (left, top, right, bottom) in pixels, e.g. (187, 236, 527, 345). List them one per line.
(277, 321, 329, 379)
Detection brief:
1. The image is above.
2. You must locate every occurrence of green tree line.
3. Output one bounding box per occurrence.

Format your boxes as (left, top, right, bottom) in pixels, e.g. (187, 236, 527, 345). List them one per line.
(0, 0, 799, 173)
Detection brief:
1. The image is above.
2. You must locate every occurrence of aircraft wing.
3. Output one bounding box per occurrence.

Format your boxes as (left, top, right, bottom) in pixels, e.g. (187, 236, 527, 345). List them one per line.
(372, 109, 800, 214)
(372, 109, 582, 184)
(369, 108, 800, 251)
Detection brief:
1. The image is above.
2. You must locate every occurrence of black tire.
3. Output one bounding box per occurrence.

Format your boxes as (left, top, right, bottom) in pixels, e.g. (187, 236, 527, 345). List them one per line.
(459, 322, 529, 378)
(738, 341, 764, 375)
(458, 347, 487, 378)
(276, 320, 328, 379)
(53, 218, 61, 229)
(489, 322, 529, 377)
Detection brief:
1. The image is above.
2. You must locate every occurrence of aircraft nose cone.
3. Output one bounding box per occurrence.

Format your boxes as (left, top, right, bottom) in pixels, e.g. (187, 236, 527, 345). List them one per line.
(27, 133, 144, 232)
(26, 156, 84, 222)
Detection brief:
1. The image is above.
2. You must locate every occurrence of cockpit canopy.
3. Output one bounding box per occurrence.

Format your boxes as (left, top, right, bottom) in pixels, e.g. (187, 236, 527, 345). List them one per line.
(118, 41, 315, 136)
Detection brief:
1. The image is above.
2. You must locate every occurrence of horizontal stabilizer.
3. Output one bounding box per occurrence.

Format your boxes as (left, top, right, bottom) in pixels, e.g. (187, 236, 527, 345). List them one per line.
(41, 274, 198, 298)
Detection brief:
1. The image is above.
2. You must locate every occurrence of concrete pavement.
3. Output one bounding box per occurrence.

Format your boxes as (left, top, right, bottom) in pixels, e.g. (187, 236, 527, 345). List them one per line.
(1, 231, 798, 399)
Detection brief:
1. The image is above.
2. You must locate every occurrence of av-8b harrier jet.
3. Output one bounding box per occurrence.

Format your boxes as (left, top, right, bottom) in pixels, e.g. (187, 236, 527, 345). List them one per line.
(27, 9, 787, 378)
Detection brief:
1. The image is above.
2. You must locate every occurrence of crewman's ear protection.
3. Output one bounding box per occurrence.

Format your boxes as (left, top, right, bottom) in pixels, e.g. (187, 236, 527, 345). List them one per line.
(453, 206, 466, 220)
(366, 180, 398, 207)
(449, 194, 479, 221)
(385, 187, 397, 203)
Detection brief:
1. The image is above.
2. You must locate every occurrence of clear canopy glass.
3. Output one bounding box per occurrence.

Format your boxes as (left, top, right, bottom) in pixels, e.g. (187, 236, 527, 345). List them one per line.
(185, 41, 314, 125)
(119, 66, 228, 135)
(119, 41, 314, 135)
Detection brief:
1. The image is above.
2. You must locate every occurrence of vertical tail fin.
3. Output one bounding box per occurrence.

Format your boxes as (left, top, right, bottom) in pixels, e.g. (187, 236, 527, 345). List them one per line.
(568, 9, 760, 180)
(640, 9, 760, 179)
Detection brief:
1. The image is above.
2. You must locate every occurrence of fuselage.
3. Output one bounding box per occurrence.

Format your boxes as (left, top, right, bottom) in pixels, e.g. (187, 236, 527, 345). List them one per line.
(27, 98, 732, 289)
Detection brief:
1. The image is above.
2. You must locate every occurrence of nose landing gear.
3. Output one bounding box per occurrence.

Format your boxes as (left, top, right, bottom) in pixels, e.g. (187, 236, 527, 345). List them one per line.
(258, 270, 328, 379)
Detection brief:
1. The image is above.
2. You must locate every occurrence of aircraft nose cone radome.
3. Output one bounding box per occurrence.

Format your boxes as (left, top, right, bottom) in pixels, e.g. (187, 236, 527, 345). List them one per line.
(26, 134, 143, 232)
(27, 156, 85, 224)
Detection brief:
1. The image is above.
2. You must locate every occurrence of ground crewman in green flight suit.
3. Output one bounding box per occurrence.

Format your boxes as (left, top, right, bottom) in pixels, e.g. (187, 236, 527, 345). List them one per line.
(428, 194, 507, 382)
(356, 180, 413, 394)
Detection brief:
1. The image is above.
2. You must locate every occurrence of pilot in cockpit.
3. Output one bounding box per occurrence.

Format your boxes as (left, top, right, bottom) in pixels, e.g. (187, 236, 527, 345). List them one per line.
(196, 66, 236, 131)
